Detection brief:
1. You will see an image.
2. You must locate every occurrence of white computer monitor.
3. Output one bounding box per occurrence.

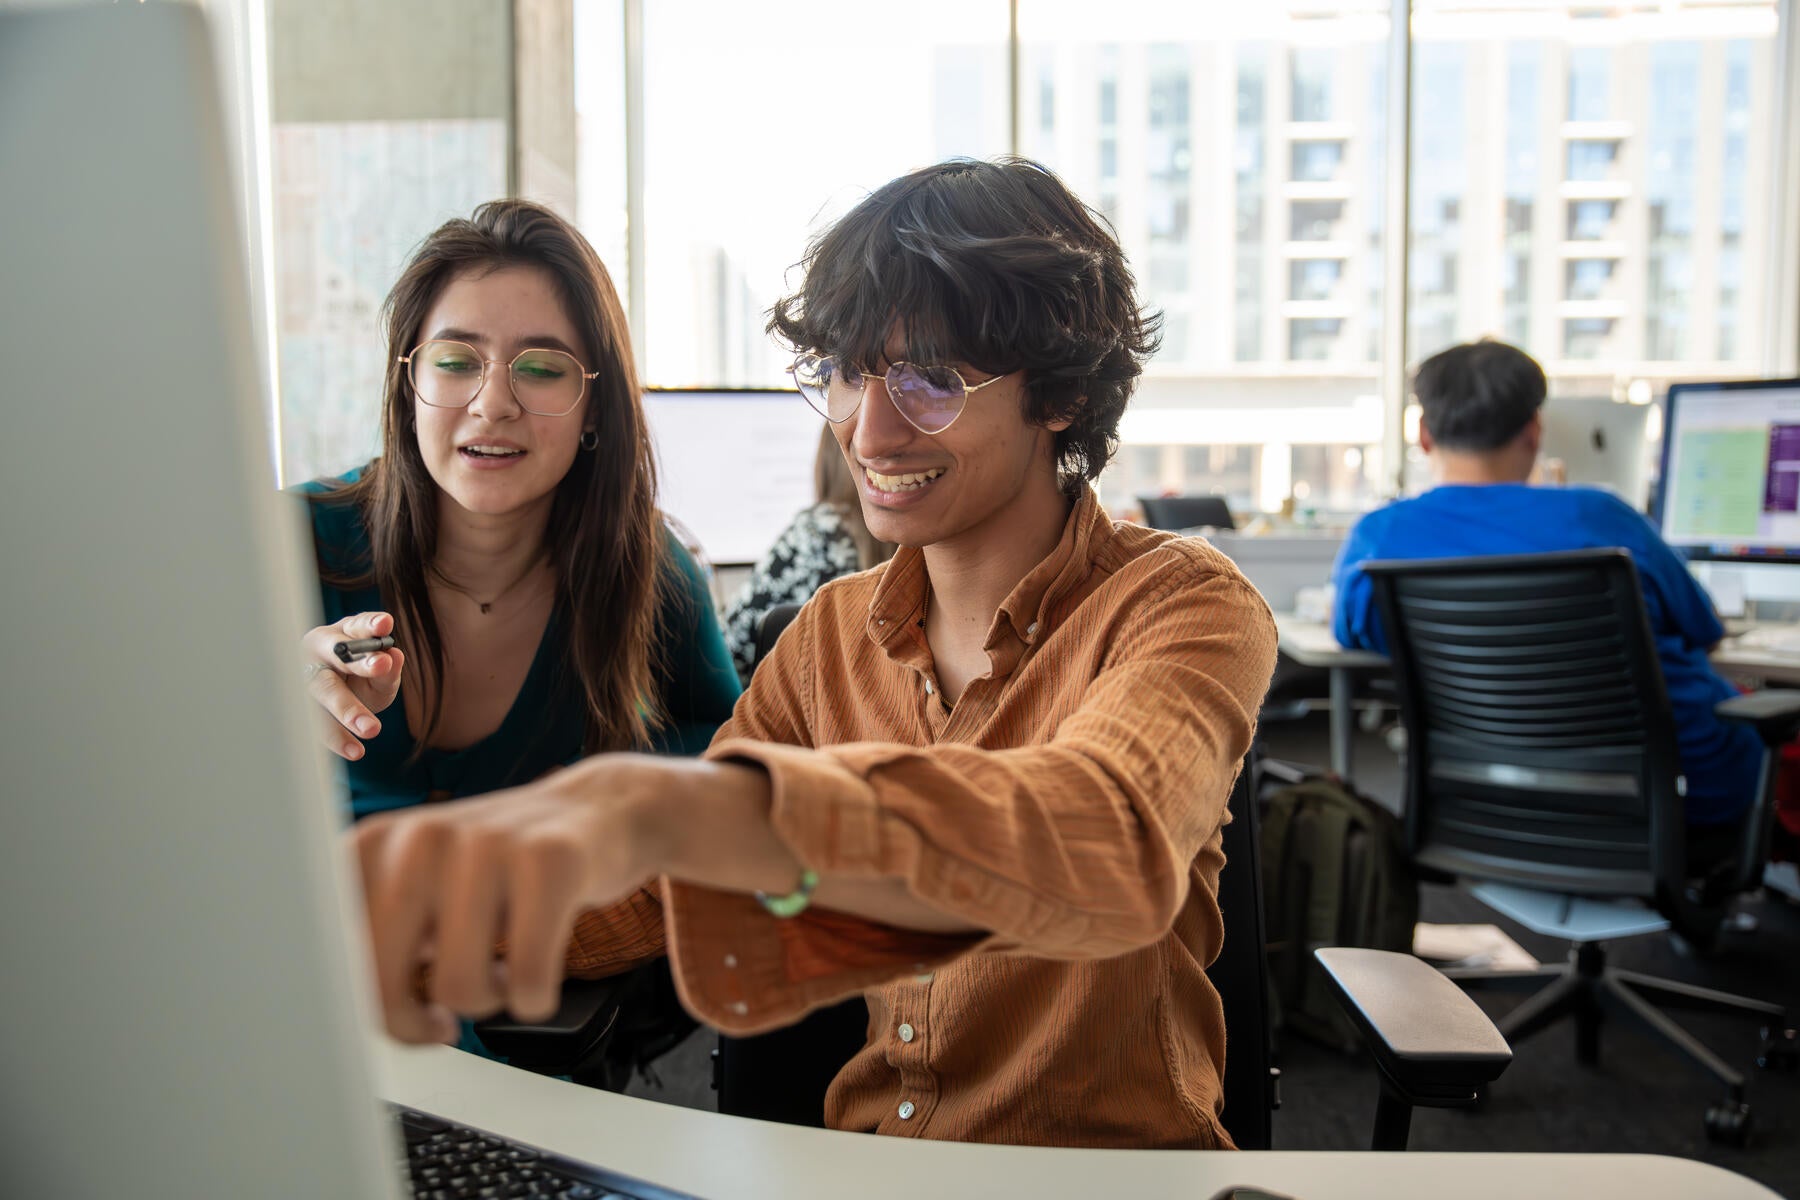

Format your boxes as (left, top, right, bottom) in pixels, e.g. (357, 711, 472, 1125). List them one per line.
(1656, 378, 1800, 563)
(1538, 396, 1654, 511)
(643, 389, 822, 564)
(1, 7, 397, 1196)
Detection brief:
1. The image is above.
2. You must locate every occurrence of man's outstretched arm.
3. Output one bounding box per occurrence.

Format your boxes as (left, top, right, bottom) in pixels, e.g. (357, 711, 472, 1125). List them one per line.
(350, 752, 976, 1045)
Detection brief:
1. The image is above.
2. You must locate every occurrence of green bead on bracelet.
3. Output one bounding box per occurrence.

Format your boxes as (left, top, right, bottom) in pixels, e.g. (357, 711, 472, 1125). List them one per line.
(755, 868, 820, 919)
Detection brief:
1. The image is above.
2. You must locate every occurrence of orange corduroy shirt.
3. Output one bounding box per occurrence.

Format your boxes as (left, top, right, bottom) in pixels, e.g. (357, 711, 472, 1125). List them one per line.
(565, 487, 1278, 1149)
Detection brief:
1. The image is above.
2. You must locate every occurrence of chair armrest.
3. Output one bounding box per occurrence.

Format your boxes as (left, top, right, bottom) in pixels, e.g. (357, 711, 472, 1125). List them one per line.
(1314, 948, 1511, 1104)
(1716, 690, 1800, 747)
(472, 977, 625, 1078)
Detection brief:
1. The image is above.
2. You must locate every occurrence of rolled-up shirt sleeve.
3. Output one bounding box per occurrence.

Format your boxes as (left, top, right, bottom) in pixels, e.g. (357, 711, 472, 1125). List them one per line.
(663, 565, 1277, 1035)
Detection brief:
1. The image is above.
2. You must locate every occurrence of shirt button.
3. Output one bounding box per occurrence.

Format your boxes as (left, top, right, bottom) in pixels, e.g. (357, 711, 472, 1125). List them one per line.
(1026, 621, 1039, 638)
(898, 1023, 915, 1043)
(898, 1100, 916, 1120)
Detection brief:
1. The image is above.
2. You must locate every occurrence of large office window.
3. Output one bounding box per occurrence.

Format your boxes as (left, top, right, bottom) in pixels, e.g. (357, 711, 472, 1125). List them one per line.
(263, 0, 1796, 512)
(1409, 1, 1782, 395)
(577, 0, 1010, 389)
(1018, 2, 1392, 516)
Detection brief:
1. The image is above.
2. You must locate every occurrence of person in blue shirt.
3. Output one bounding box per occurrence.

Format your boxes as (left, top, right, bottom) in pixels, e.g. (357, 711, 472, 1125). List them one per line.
(294, 200, 740, 1078)
(1333, 339, 1760, 839)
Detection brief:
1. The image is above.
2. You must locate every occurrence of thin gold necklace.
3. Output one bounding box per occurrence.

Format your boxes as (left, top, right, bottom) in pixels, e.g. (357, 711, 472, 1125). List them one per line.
(430, 554, 549, 616)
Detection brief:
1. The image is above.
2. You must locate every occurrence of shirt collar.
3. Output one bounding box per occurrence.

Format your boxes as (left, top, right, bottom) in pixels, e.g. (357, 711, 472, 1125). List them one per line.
(863, 486, 1113, 662)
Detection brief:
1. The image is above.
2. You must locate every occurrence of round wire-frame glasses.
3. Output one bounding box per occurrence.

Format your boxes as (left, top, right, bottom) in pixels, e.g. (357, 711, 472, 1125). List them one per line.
(399, 339, 599, 418)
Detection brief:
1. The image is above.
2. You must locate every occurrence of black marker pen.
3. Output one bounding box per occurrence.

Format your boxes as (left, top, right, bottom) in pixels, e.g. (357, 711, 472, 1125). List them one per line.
(333, 635, 397, 664)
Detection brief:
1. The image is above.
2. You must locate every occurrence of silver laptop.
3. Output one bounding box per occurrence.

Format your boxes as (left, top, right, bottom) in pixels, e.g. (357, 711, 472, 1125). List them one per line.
(3, 7, 403, 1195)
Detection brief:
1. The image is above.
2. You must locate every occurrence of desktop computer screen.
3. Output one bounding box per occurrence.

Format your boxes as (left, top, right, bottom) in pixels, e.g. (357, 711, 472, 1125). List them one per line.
(643, 389, 822, 564)
(1656, 378, 1800, 563)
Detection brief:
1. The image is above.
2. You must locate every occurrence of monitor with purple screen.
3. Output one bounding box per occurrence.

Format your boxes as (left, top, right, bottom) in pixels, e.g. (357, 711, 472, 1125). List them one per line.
(1655, 378, 1800, 564)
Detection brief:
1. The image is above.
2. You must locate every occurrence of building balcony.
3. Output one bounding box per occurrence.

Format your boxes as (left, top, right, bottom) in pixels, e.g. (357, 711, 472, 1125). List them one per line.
(1285, 120, 1354, 142)
(1559, 179, 1632, 201)
(1557, 240, 1627, 260)
(1280, 299, 1354, 320)
(1560, 119, 1633, 142)
(1282, 178, 1353, 201)
(1556, 298, 1629, 319)
(1282, 240, 1354, 260)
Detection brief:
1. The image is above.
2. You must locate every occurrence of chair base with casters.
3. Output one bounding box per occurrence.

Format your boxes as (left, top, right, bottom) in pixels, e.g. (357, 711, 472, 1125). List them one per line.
(1437, 880, 1793, 1147)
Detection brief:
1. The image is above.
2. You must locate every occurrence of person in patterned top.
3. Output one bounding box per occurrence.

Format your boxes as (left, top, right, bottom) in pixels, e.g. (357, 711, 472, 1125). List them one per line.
(722, 424, 895, 682)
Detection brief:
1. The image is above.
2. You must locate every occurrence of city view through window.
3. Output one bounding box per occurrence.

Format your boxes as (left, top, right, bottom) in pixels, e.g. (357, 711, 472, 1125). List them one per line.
(577, 0, 1785, 518)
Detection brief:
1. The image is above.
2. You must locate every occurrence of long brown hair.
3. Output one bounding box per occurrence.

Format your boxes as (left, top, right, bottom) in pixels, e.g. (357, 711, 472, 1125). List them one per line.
(812, 424, 894, 571)
(311, 200, 667, 754)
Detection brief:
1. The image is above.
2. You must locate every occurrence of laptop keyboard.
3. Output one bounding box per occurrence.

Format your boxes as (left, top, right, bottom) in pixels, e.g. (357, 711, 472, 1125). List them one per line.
(394, 1105, 698, 1200)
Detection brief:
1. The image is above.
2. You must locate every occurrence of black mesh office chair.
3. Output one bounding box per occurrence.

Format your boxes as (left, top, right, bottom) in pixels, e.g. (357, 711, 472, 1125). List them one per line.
(1361, 548, 1800, 1144)
(1139, 494, 1235, 532)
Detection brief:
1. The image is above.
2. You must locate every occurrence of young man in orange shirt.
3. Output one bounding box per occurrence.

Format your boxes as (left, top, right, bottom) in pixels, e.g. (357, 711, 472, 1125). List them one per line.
(351, 158, 1277, 1148)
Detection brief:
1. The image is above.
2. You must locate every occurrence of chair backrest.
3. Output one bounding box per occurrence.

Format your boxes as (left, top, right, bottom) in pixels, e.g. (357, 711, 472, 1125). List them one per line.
(754, 601, 804, 668)
(1361, 549, 1686, 903)
(1210, 755, 1274, 1149)
(1139, 494, 1235, 532)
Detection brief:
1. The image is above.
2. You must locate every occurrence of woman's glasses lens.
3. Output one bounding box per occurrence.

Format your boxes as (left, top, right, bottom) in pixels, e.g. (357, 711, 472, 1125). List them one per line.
(411, 340, 483, 409)
(409, 340, 584, 416)
(508, 348, 583, 416)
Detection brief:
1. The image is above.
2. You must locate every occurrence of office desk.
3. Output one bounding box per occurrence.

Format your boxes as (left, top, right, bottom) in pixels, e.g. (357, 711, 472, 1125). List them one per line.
(375, 1042, 1778, 1200)
(1273, 616, 1800, 778)
(1272, 615, 1389, 778)
(1710, 633, 1800, 686)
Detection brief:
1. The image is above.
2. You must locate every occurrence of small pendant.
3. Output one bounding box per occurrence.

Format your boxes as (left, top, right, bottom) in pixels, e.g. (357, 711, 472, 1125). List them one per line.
(479, 602, 492, 615)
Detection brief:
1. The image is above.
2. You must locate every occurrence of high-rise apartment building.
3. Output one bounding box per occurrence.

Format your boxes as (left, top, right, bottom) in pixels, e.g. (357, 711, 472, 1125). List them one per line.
(1018, 2, 1781, 514)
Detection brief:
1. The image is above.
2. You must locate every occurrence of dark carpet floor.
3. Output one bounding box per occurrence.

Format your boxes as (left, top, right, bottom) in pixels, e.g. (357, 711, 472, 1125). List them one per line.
(618, 710, 1800, 1197)
(1259, 711, 1800, 1198)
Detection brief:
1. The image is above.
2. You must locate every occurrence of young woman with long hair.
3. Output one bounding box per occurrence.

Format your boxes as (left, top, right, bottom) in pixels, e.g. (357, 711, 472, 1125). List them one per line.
(295, 200, 738, 1075)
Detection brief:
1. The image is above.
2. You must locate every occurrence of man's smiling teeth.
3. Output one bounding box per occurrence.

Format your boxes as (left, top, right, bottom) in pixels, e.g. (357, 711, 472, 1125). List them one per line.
(866, 467, 945, 492)
(463, 445, 523, 457)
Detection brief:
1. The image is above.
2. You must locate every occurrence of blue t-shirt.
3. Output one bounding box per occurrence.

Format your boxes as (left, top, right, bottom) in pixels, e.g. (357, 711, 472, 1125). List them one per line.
(298, 470, 742, 820)
(1331, 484, 1758, 827)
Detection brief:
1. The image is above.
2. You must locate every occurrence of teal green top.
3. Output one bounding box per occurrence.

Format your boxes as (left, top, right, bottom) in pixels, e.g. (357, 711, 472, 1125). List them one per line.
(298, 469, 741, 821)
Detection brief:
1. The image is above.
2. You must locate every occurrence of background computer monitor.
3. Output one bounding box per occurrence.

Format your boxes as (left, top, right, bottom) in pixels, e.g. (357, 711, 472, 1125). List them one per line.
(1138, 494, 1235, 532)
(643, 389, 821, 565)
(1655, 378, 1800, 564)
(1538, 396, 1655, 511)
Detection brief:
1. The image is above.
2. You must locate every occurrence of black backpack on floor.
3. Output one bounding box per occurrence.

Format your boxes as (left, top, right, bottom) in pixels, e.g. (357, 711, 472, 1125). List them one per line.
(1259, 770, 1419, 1053)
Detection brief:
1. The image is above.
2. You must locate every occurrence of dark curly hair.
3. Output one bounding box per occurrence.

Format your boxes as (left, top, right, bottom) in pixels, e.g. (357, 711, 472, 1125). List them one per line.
(767, 157, 1161, 492)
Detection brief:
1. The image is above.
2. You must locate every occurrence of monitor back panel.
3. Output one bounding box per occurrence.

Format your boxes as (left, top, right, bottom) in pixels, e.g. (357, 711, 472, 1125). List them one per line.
(0, 8, 396, 1197)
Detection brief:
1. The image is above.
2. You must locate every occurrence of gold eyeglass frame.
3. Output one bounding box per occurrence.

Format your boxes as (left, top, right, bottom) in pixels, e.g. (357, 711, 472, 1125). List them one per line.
(398, 339, 600, 418)
(786, 353, 1014, 436)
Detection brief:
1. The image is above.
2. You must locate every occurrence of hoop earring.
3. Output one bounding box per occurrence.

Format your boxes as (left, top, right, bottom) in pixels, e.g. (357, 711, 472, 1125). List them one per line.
(579, 429, 598, 452)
